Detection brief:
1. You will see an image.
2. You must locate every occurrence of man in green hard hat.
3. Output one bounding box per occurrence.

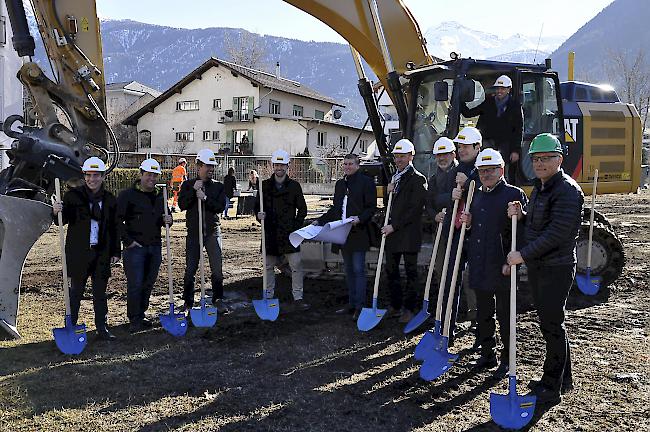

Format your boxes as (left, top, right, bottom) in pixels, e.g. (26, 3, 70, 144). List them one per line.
(506, 133, 584, 406)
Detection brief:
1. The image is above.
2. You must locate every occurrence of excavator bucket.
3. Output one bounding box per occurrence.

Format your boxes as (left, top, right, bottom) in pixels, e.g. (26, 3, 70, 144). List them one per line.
(0, 195, 52, 339)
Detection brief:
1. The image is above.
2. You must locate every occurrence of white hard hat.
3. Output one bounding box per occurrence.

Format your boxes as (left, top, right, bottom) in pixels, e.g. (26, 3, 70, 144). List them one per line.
(82, 157, 107, 173)
(196, 149, 218, 165)
(454, 127, 482, 146)
(140, 158, 162, 174)
(178, 157, 187, 164)
(392, 138, 415, 155)
(475, 148, 505, 168)
(493, 75, 512, 88)
(271, 149, 290, 164)
(432, 137, 455, 155)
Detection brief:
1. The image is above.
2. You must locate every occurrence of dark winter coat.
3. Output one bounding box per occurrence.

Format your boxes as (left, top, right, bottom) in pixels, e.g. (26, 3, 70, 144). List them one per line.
(224, 174, 237, 199)
(58, 185, 121, 280)
(385, 167, 428, 253)
(461, 95, 523, 158)
(425, 160, 458, 218)
(520, 169, 584, 266)
(255, 175, 307, 256)
(178, 177, 226, 235)
(466, 180, 528, 292)
(316, 171, 377, 252)
(117, 181, 171, 248)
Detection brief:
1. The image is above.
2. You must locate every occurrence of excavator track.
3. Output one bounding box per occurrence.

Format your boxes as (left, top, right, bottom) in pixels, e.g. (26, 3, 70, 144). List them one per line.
(576, 220, 625, 291)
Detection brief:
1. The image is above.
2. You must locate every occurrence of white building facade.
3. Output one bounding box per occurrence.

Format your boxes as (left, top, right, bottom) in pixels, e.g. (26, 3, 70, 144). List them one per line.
(123, 58, 373, 156)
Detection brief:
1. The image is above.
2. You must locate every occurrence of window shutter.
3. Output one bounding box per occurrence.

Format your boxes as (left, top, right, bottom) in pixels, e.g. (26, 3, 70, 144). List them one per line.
(248, 96, 254, 115)
(232, 97, 239, 110)
(248, 129, 254, 143)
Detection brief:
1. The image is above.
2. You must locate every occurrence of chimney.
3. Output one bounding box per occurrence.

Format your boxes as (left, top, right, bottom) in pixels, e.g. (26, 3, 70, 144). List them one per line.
(275, 62, 280, 78)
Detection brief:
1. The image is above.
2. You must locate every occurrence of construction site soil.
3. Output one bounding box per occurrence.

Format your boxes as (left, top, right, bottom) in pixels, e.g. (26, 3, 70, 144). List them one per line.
(1, 192, 648, 431)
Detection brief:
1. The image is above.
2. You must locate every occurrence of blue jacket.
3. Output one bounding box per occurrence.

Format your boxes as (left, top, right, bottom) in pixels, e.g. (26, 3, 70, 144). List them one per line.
(467, 180, 528, 292)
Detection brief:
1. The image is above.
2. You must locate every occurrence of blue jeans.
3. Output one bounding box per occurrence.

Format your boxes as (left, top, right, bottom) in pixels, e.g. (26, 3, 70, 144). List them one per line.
(123, 244, 162, 323)
(341, 249, 367, 308)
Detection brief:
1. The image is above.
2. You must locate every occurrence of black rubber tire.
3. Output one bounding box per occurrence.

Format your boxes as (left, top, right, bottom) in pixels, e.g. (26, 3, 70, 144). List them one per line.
(576, 221, 625, 289)
(582, 208, 613, 231)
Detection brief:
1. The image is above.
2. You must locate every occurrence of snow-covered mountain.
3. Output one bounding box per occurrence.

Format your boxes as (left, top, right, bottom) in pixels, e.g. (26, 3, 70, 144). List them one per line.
(424, 21, 566, 64)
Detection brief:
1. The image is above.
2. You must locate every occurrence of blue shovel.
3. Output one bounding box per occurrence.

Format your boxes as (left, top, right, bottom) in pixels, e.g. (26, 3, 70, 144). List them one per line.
(420, 181, 475, 381)
(52, 178, 87, 355)
(404, 210, 446, 334)
(189, 198, 218, 327)
(253, 182, 280, 321)
(490, 215, 536, 429)
(576, 169, 602, 295)
(357, 192, 393, 332)
(158, 185, 188, 336)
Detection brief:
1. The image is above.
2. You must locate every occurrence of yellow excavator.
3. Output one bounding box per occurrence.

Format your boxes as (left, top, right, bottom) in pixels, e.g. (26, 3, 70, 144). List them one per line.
(0, 0, 640, 338)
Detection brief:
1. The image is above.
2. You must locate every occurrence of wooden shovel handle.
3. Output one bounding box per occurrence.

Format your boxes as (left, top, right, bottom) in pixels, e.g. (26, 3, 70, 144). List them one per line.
(435, 200, 459, 321)
(587, 169, 599, 268)
(371, 192, 394, 299)
(162, 185, 174, 304)
(423, 211, 445, 301)
(259, 182, 267, 295)
(54, 178, 71, 316)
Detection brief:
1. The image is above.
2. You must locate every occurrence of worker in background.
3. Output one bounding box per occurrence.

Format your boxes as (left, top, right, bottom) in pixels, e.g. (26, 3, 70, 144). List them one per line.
(170, 157, 187, 212)
(461, 75, 523, 183)
(315, 153, 377, 320)
(507, 133, 583, 406)
(223, 167, 237, 219)
(460, 149, 528, 376)
(117, 158, 173, 333)
(256, 149, 309, 311)
(179, 149, 227, 315)
(383, 139, 428, 324)
(52, 157, 121, 341)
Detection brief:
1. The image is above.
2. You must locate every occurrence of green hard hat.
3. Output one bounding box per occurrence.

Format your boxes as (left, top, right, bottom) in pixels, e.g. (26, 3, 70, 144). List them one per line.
(529, 133, 563, 154)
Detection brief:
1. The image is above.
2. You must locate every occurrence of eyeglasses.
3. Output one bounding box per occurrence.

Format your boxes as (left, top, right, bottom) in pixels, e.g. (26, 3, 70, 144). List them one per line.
(531, 155, 560, 163)
(478, 167, 500, 175)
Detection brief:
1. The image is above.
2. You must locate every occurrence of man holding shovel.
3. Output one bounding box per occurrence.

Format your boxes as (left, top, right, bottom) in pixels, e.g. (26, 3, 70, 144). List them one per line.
(51, 157, 121, 341)
(179, 149, 226, 315)
(117, 158, 173, 333)
(507, 133, 583, 406)
(255, 149, 309, 311)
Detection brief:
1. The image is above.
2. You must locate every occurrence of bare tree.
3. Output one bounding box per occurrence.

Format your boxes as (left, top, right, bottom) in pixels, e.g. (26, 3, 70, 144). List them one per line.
(605, 48, 650, 132)
(224, 31, 269, 71)
(158, 141, 189, 155)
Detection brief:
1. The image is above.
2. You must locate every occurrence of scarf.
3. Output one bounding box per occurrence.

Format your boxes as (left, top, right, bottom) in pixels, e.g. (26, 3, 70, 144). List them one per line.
(82, 185, 105, 221)
(391, 163, 413, 195)
(495, 94, 509, 117)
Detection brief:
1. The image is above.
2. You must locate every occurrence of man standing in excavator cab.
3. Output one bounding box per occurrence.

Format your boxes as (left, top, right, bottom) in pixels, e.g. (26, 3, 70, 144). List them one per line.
(52, 157, 121, 341)
(461, 75, 523, 183)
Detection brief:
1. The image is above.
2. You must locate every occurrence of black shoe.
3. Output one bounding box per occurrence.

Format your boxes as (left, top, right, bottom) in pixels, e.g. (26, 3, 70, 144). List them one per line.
(528, 379, 574, 394)
(387, 306, 401, 319)
(470, 354, 498, 370)
(97, 327, 117, 341)
(129, 321, 144, 334)
(336, 305, 355, 315)
(352, 308, 362, 321)
(533, 385, 561, 406)
(494, 360, 509, 377)
(295, 299, 311, 311)
(141, 318, 154, 328)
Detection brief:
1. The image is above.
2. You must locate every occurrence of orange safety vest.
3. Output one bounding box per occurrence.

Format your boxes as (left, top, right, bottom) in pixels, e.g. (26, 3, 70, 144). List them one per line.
(171, 165, 187, 183)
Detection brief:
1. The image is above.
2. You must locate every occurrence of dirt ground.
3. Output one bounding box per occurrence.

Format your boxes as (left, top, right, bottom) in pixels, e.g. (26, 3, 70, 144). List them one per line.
(0, 192, 648, 432)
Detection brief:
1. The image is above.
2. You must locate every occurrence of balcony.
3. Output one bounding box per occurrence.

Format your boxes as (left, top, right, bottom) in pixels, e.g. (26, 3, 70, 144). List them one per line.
(216, 109, 254, 123)
(217, 141, 253, 155)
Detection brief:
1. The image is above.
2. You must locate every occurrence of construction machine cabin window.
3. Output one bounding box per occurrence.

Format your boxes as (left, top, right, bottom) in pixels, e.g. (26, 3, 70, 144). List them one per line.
(412, 74, 458, 151)
(176, 100, 199, 111)
(175, 132, 194, 142)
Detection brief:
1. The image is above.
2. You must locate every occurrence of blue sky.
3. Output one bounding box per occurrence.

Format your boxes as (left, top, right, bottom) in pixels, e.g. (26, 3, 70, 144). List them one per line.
(96, 0, 615, 41)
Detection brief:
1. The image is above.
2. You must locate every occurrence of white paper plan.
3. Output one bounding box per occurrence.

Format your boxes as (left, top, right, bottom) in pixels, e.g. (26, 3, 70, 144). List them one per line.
(289, 217, 356, 248)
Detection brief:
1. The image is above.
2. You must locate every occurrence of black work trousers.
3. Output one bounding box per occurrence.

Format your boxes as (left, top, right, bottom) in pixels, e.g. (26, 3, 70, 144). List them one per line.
(69, 249, 109, 329)
(476, 287, 510, 358)
(528, 263, 575, 392)
(386, 252, 419, 311)
(183, 228, 223, 307)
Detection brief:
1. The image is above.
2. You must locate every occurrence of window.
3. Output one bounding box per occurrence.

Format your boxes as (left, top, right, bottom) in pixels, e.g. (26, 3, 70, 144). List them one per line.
(139, 130, 151, 149)
(176, 100, 199, 111)
(293, 105, 303, 117)
(359, 139, 368, 152)
(315, 109, 324, 120)
(269, 99, 281, 115)
(202, 131, 211, 141)
(339, 135, 348, 149)
(212, 130, 220, 141)
(1, 16, 6, 46)
(213, 99, 222, 109)
(317, 131, 326, 148)
(234, 96, 252, 121)
(175, 132, 194, 141)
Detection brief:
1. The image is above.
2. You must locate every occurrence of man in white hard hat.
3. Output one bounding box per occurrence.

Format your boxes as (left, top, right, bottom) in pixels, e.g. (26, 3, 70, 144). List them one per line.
(459, 148, 528, 375)
(255, 149, 309, 310)
(179, 149, 227, 316)
(170, 157, 188, 212)
(461, 74, 523, 182)
(52, 157, 121, 341)
(117, 158, 173, 333)
(382, 139, 428, 324)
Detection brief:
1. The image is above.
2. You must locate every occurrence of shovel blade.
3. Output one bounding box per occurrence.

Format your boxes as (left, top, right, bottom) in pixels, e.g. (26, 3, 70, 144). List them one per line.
(414, 321, 442, 362)
(419, 337, 457, 381)
(403, 301, 431, 334)
(189, 300, 217, 328)
(253, 298, 280, 321)
(52, 316, 87, 355)
(357, 307, 387, 332)
(490, 379, 536, 430)
(576, 268, 601, 295)
(160, 305, 188, 337)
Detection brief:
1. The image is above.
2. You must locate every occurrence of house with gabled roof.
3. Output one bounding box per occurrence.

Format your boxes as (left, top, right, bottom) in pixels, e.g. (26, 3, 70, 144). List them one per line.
(122, 57, 373, 156)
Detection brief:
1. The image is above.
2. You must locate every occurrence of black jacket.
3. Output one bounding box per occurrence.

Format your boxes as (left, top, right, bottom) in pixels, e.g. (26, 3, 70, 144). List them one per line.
(117, 181, 171, 248)
(255, 175, 307, 256)
(58, 186, 121, 280)
(426, 160, 458, 218)
(178, 177, 226, 235)
(461, 95, 523, 157)
(224, 174, 237, 198)
(467, 180, 528, 291)
(317, 171, 377, 252)
(385, 167, 428, 253)
(520, 169, 584, 266)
